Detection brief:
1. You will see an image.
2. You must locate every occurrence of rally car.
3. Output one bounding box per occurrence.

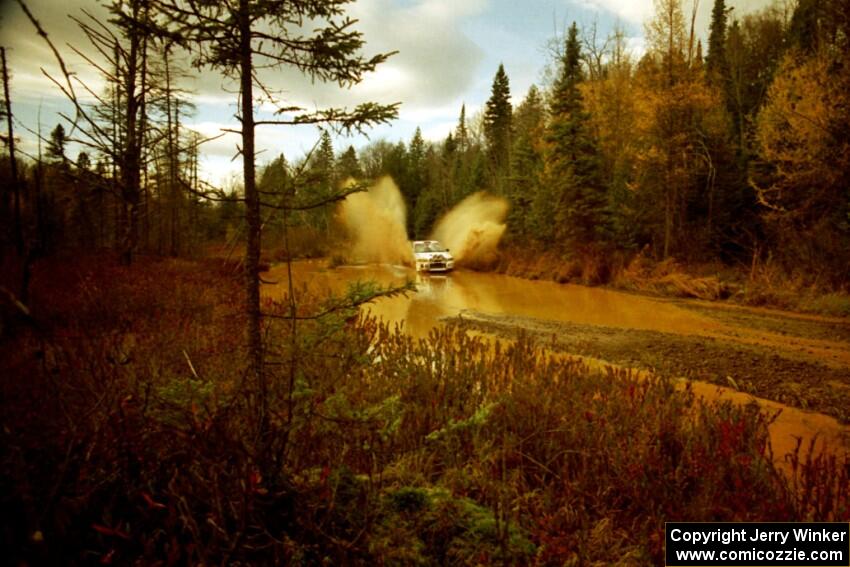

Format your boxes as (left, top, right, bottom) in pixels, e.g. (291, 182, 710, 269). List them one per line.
(412, 240, 455, 272)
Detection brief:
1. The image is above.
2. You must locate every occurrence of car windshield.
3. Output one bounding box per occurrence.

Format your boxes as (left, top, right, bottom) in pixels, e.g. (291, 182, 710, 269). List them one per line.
(415, 241, 447, 253)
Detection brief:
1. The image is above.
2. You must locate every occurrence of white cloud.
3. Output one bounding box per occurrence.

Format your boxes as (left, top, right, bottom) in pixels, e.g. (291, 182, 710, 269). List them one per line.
(421, 120, 456, 142)
(575, 0, 655, 25)
(168, 0, 488, 135)
(573, 0, 780, 44)
(625, 36, 648, 58)
(334, 0, 488, 109)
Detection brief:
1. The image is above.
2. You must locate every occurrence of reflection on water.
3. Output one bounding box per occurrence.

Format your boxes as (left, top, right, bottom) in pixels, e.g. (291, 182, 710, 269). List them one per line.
(264, 261, 726, 338)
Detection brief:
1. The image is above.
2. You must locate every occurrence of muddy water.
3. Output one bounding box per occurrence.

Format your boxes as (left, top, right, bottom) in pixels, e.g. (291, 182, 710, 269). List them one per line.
(265, 261, 727, 337)
(265, 261, 850, 360)
(263, 261, 850, 460)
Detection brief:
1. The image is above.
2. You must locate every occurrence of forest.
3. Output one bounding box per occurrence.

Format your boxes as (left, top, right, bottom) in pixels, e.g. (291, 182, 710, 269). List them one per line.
(1, 0, 849, 564)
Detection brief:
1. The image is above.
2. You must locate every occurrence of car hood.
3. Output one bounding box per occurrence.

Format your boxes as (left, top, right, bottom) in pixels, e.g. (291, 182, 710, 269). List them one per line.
(414, 251, 453, 261)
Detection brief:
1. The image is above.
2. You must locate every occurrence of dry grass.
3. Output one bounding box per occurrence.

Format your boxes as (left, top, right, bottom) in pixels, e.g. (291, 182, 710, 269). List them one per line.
(495, 245, 850, 317)
(614, 256, 729, 300)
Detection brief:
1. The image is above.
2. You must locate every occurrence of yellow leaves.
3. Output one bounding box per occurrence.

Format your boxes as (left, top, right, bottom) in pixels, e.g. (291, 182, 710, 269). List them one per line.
(759, 54, 830, 159)
(754, 50, 849, 215)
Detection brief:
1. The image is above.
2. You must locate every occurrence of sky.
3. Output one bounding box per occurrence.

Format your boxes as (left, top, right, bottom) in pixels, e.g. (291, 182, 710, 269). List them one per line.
(0, 0, 775, 185)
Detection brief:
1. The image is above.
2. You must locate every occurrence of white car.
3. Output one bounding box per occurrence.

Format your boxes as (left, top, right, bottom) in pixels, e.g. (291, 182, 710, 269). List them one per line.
(412, 240, 455, 272)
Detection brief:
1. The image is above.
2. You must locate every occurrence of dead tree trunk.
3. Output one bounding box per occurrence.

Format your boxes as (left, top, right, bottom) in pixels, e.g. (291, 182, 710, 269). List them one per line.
(1, 47, 23, 257)
(238, 0, 266, 428)
(119, 1, 143, 265)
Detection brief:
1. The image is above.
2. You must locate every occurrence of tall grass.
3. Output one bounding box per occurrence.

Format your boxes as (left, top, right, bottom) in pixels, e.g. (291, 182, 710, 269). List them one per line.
(1, 256, 847, 565)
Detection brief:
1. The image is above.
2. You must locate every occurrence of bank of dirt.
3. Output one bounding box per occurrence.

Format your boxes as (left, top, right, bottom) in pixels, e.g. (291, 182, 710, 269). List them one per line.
(446, 309, 850, 424)
(493, 245, 850, 319)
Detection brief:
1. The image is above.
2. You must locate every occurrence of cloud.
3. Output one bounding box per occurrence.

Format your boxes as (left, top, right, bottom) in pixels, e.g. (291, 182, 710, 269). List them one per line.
(0, 0, 111, 101)
(574, 0, 654, 25)
(572, 0, 779, 43)
(247, 0, 488, 112)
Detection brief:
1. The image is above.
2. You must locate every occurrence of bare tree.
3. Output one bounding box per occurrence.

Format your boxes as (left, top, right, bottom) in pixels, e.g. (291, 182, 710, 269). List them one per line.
(1, 47, 23, 258)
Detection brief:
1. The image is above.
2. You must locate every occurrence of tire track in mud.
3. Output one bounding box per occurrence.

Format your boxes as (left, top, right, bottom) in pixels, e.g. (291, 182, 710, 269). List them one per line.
(445, 311, 850, 424)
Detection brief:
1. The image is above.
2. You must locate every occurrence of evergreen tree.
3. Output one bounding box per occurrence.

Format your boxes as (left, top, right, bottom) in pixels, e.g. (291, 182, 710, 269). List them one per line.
(706, 0, 730, 82)
(452, 103, 479, 201)
(408, 128, 426, 190)
(508, 85, 545, 239)
(46, 124, 67, 162)
(541, 23, 610, 253)
(787, 0, 821, 54)
(456, 104, 469, 153)
(483, 64, 512, 194)
(76, 151, 91, 171)
(259, 154, 290, 195)
(443, 132, 456, 156)
(413, 146, 443, 239)
(407, 128, 426, 235)
(313, 130, 335, 178)
(695, 40, 704, 70)
(308, 131, 336, 231)
(336, 145, 363, 180)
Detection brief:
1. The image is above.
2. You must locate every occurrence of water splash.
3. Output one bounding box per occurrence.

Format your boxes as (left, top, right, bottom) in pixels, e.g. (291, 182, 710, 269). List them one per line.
(337, 176, 411, 265)
(337, 178, 509, 269)
(431, 192, 508, 269)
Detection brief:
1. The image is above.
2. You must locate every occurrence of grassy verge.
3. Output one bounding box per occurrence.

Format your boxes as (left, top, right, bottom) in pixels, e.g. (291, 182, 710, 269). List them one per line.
(2, 256, 847, 565)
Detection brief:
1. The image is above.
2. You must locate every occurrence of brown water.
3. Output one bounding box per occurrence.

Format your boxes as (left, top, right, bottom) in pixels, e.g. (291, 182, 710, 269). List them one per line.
(264, 261, 726, 337)
(263, 261, 850, 461)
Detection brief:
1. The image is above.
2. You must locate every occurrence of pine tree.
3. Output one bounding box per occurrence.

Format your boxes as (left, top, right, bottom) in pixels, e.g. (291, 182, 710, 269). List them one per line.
(695, 39, 704, 70)
(456, 104, 469, 153)
(706, 0, 730, 82)
(407, 128, 426, 235)
(509, 85, 545, 239)
(787, 0, 821, 54)
(336, 145, 363, 180)
(313, 130, 335, 177)
(483, 64, 512, 194)
(46, 124, 68, 163)
(453, 103, 479, 201)
(308, 130, 336, 231)
(542, 23, 610, 253)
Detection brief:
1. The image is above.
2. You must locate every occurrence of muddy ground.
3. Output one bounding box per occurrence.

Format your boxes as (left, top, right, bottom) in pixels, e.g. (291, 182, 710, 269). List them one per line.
(446, 307, 850, 423)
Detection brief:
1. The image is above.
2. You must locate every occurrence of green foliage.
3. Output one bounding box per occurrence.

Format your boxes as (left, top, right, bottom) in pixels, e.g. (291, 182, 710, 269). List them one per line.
(336, 144, 363, 180)
(541, 23, 612, 254)
(483, 64, 512, 194)
(507, 86, 545, 240)
(706, 0, 729, 81)
(154, 377, 216, 426)
(373, 486, 535, 565)
(787, 0, 821, 54)
(259, 154, 291, 205)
